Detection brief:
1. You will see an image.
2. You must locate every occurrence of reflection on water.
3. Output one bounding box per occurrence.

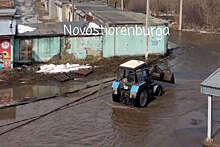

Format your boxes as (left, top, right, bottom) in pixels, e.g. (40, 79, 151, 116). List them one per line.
(0, 89, 13, 105)
(0, 85, 60, 106)
(0, 107, 16, 120)
(0, 85, 60, 121)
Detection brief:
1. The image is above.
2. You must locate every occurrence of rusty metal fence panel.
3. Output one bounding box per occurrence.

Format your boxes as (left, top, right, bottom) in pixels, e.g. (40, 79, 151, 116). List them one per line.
(0, 0, 14, 8)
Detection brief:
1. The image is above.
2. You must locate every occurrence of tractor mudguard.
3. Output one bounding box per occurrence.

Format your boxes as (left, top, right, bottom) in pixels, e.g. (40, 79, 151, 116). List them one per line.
(112, 81, 120, 94)
(112, 81, 120, 89)
(130, 85, 139, 98)
(130, 82, 146, 99)
(131, 85, 139, 93)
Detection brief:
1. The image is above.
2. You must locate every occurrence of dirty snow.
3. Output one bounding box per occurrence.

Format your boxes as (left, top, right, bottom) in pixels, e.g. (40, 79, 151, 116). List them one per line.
(88, 22, 101, 29)
(37, 63, 92, 74)
(18, 24, 36, 34)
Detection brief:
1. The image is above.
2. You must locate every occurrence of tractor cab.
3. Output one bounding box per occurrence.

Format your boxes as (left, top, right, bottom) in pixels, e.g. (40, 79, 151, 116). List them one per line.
(117, 60, 152, 86)
(112, 60, 163, 107)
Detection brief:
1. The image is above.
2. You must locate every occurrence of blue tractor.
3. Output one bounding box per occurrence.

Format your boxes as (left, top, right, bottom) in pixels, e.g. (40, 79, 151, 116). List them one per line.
(112, 60, 165, 107)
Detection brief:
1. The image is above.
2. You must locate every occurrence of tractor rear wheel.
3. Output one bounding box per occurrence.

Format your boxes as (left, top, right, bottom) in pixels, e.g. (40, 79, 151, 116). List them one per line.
(134, 90, 148, 107)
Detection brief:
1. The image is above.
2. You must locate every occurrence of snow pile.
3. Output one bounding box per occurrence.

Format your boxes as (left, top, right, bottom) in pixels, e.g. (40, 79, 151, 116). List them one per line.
(37, 63, 92, 74)
(18, 25, 36, 34)
(88, 22, 101, 29)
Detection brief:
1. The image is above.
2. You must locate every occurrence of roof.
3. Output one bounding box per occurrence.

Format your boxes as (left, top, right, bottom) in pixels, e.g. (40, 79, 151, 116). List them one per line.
(54, 0, 71, 6)
(0, 19, 16, 36)
(16, 21, 102, 37)
(76, 3, 119, 13)
(55, 0, 101, 5)
(53, 1, 167, 27)
(0, 9, 16, 17)
(75, 2, 168, 27)
(120, 60, 145, 69)
(93, 11, 167, 27)
(201, 68, 220, 97)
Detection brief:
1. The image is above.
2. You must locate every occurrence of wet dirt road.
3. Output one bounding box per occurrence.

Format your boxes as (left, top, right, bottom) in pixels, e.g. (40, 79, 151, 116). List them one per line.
(0, 31, 220, 147)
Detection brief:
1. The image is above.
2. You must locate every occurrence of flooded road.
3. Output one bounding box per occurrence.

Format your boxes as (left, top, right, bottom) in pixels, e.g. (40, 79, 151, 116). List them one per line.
(0, 31, 220, 147)
(0, 85, 60, 107)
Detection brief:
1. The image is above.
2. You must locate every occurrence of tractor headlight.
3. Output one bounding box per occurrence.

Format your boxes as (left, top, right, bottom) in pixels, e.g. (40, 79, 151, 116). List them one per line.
(130, 92, 137, 98)
(113, 87, 118, 94)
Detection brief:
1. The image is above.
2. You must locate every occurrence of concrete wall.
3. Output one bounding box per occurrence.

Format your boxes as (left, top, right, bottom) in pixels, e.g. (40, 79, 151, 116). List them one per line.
(14, 36, 102, 62)
(148, 25, 168, 55)
(14, 25, 168, 63)
(61, 36, 103, 59)
(103, 25, 168, 57)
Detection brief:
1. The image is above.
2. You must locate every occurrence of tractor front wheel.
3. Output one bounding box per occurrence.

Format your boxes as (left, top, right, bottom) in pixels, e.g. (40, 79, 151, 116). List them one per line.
(112, 94, 120, 102)
(155, 85, 163, 96)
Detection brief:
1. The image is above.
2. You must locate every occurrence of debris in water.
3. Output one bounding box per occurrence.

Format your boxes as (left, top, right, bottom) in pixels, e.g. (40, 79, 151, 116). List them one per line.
(74, 69, 93, 76)
(54, 73, 75, 82)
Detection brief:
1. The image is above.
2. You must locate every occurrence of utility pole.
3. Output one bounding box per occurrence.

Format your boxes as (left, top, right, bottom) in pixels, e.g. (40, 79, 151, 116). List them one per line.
(72, 0, 74, 22)
(145, 0, 150, 60)
(121, 0, 124, 11)
(179, 0, 183, 30)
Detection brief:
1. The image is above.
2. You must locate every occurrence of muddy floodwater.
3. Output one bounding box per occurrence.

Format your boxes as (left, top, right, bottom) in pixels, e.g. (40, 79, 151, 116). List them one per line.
(0, 31, 220, 147)
(0, 85, 60, 105)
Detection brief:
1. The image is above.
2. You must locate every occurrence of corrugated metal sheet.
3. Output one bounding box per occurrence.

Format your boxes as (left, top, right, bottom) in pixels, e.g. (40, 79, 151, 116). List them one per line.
(35, 37, 60, 62)
(64, 36, 103, 59)
(0, 9, 16, 17)
(201, 86, 220, 97)
(103, 25, 168, 57)
(201, 68, 220, 97)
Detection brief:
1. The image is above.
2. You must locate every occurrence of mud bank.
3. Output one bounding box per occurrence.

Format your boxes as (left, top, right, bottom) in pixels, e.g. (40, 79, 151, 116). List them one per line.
(0, 56, 164, 88)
